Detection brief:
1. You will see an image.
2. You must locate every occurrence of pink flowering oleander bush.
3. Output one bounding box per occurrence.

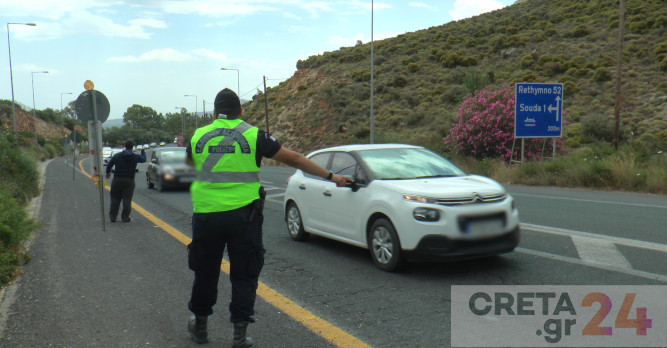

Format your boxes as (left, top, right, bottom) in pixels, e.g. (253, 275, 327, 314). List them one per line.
(444, 85, 563, 162)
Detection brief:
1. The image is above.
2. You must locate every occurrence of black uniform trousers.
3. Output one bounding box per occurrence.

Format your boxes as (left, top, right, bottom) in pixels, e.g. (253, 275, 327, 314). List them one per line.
(188, 204, 265, 323)
(109, 176, 136, 221)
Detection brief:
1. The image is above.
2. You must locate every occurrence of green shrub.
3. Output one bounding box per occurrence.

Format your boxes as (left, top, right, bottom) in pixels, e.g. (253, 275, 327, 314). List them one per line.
(660, 57, 667, 72)
(392, 75, 408, 88)
(568, 24, 590, 37)
(0, 189, 37, 249)
(407, 63, 420, 73)
(593, 67, 612, 82)
(519, 55, 534, 68)
(44, 143, 58, 159)
(0, 134, 40, 205)
(563, 81, 578, 96)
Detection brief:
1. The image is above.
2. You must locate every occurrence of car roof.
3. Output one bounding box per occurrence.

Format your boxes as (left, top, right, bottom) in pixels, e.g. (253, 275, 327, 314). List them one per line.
(307, 143, 422, 156)
(155, 147, 186, 152)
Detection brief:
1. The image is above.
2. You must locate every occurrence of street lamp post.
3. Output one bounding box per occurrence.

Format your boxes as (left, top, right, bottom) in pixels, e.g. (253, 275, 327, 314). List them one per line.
(7, 22, 37, 134)
(175, 106, 185, 136)
(31, 70, 49, 142)
(370, 0, 375, 144)
(184, 94, 198, 128)
(220, 67, 240, 96)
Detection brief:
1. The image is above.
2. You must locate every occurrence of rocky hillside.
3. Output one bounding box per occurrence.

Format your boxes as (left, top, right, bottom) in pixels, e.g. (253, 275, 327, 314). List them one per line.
(0, 104, 80, 141)
(242, 0, 667, 154)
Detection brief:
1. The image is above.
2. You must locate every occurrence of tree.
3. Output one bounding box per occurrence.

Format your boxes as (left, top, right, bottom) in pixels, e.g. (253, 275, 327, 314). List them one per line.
(164, 111, 183, 135)
(123, 104, 164, 130)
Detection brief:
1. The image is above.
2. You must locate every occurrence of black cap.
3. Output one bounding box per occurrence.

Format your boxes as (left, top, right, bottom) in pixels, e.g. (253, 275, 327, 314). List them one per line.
(214, 88, 241, 116)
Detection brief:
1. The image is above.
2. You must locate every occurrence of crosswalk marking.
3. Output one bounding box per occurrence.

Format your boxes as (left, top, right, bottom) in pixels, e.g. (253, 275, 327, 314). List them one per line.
(571, 235, 633, 269)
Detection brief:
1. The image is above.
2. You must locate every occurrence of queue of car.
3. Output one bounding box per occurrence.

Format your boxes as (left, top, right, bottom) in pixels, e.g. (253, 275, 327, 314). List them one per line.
(145, 147, 196, 191)
(108, 140, 521, 272)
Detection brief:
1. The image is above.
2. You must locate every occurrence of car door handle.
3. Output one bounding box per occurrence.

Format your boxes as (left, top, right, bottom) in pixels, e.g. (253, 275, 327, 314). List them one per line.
(323, 190, 332, 197)
(299, 184, 306, 190)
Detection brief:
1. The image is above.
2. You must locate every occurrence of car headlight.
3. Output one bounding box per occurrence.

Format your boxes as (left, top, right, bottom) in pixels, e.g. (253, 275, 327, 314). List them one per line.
(413, 207, 440, 222)
(403, 194, 435, 203)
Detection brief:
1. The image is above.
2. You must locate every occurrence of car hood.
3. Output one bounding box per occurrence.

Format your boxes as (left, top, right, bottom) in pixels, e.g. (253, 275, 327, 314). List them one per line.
(375, 175, 505, 197)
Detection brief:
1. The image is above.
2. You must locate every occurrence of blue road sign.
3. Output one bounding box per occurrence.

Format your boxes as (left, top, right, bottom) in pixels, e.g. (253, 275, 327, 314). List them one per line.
(514, 83, 563, 138)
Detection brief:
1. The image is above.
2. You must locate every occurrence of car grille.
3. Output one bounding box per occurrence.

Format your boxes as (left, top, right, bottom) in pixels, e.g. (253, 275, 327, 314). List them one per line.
(433, 193, 506, 206)
(174, 168, 194, 175)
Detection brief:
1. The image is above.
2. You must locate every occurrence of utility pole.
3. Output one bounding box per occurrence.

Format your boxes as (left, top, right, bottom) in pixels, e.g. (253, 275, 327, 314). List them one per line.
(614, 0, 624, 150)
(370, 0, 375, 144)
(263, 76, 269, 134)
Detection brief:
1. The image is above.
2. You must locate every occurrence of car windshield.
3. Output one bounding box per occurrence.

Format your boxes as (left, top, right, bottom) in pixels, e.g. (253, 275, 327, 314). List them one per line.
(356, 147, 466, 180)
(160, 150, 186, 163)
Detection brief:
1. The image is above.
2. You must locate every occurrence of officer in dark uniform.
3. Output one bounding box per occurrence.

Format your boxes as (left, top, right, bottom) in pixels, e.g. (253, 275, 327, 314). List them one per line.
(105, 140, 146, 222)
(185, 88, 350, 347)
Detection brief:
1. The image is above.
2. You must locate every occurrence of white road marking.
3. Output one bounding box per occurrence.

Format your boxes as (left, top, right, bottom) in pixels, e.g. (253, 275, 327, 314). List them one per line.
(571, 236, 633, 269)
(522, 223, 667, 253)
(516, 247, 667, 283)
(512, 193, 667, 209)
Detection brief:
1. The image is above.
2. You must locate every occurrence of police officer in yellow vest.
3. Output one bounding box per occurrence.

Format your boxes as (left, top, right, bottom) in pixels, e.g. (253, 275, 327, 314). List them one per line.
(186, 88, 350, 347)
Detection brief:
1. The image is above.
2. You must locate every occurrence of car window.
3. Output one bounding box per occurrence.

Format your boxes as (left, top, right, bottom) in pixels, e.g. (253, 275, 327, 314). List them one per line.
(160, 150, 186, 163)
(330, 152, 358, 177)
(357, 148, 466, 180)
(303, 152, 331, 179)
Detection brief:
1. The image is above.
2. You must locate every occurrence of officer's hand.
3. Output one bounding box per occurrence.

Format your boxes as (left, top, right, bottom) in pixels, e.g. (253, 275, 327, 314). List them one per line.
(331, 174, 354, 187)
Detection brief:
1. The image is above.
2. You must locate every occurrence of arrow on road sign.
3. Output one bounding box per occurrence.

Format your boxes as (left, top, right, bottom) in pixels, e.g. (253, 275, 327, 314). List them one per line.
(548, 96, 562, 121)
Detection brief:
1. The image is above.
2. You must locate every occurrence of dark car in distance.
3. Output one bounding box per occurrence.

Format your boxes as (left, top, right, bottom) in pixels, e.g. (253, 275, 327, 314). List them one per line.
(146, 147, 196, 191)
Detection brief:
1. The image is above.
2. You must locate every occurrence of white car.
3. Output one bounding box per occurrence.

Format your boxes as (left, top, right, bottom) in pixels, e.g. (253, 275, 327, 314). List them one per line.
(283, 144, 520, 271)
(102, 147, 112, 165)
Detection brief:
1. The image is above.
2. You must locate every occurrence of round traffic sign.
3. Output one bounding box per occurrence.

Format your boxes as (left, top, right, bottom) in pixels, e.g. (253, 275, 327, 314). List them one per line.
(84, 80, 94, 90)
(75, 90, 110, 123)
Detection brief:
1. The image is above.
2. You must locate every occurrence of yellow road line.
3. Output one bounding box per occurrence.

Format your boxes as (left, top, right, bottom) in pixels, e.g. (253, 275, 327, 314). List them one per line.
(78, 157, 370, 348)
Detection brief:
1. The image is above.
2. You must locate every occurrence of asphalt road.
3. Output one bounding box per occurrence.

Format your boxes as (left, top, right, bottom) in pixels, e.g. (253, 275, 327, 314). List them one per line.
(0, 152, 665, 347)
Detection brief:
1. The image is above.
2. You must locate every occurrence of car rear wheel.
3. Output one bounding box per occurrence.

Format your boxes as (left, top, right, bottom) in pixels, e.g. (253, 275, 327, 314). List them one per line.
(368, 218, 404, 272)
(146, 174, 154, 189)
(286, 202, 309, 241)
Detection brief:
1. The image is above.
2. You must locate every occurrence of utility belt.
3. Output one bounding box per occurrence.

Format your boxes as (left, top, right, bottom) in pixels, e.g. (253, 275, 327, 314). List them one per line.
(247, 186, 266, 222)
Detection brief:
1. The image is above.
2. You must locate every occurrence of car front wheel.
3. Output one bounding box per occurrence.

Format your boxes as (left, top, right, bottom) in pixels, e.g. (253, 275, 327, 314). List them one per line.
(285, 202, 309, 241)
(146, 173, 154, 189)
(368, 218, 404, 272)
(156, 176, 164, 192)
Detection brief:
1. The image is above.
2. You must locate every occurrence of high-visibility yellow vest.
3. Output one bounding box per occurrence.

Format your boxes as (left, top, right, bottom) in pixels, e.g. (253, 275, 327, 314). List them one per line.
(189, 118, 260, 213)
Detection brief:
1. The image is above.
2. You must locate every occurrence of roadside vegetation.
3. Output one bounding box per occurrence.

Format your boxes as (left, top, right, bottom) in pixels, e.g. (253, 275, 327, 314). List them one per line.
(0, 131, 66, 287)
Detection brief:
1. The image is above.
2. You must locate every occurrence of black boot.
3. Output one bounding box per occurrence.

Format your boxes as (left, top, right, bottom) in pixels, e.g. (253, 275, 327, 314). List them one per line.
(188, 315, 208, 344)
(232, 321, 254, 347)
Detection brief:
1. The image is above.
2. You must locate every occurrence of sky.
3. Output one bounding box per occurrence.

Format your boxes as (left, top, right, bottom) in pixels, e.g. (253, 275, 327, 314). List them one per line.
(2, 0, 514, 121)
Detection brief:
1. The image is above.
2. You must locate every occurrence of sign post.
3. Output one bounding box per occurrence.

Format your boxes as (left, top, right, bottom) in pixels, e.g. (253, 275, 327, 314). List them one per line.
(70, 131, 83, 181)
(514, 83, 564, 163)
(75, 80, 110, 230)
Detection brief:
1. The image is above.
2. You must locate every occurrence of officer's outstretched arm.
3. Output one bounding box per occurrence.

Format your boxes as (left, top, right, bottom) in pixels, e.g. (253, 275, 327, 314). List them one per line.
(271, 147, 351, 187)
